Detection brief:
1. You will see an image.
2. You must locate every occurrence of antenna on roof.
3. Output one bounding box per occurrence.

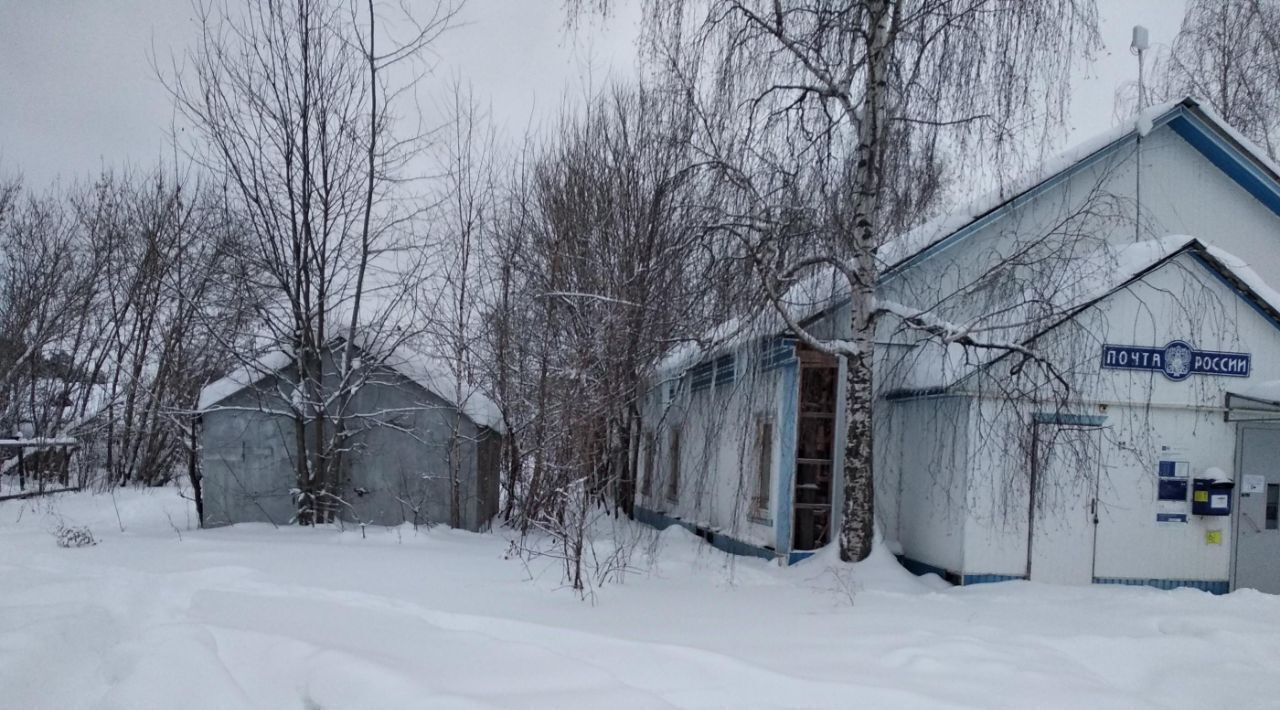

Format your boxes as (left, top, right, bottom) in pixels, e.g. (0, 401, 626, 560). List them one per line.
(1131, 25, 1150, 110)
(1130, 25, 1151, 245)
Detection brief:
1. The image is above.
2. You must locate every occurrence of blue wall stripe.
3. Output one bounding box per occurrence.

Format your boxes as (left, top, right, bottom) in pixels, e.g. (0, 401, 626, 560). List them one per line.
(633, 505, 778, 562)
(1032, 412, 1108, 426)
(624, 521, 1234, 590)
(1093, 577, 1229, 595)
(787, 550, 816, 565)
(897, 556, 1228, 593)
(962, 574, 1026, 585)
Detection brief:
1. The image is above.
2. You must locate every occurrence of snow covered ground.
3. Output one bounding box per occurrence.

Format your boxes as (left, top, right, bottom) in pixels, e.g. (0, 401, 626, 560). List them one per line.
(2, 488, 1279, 710)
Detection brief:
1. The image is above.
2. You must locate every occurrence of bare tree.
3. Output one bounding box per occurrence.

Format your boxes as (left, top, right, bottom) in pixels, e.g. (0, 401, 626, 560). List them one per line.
(1129, 0, 1280, 159)
(168, 0, 457, 524)
(479, 85, 735, 591)
(0, 183, 99, 490)
(574, 0, 1100, 561)
(0, 169, 258, 497)
(429, 82, 494, 529)
(0, 184, 98, 402)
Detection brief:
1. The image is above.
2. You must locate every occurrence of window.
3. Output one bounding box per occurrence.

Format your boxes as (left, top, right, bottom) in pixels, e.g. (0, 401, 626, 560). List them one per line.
(667, 428, 681, 502)
(1267, 484, 1279, 531)
(641, 432, 656, 496)
(714, 354, 736, 387)
(761, 337, 796, 371)
(753, 417, 773, 517)
(690, 362, 714, 392)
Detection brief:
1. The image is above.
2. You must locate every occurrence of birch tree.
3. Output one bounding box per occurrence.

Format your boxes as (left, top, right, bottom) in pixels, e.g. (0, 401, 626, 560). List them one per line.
(577, 0, 1099, 561)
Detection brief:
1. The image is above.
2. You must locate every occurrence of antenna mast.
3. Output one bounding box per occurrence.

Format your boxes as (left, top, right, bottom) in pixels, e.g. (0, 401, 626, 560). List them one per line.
(1131, 25, 1150, 110)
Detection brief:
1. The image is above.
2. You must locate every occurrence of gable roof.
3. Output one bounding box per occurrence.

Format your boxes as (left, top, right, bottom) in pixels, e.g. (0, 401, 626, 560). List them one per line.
(890, 236, 1280, 396)
(197, 343, 504, 433)
(196, 349, 293, 412)
(880, 97, 1280, 279)
(655, 97, 1280, 382)
(1024, 236, 1280, 348)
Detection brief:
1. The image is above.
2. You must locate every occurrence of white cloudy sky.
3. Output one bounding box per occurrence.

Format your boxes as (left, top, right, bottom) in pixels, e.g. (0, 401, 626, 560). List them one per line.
(0, 0, 1186, 188)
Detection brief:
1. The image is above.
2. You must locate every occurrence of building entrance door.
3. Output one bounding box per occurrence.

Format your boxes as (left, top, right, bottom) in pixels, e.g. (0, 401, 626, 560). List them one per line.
(1028, 422, 1102, 584)
(1234, 427, 1280, 593)
(792, 347, 837, 551)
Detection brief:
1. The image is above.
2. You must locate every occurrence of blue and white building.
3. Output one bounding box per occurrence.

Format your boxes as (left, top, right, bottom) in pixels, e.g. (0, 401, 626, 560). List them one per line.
(635, 97, 1280, 594)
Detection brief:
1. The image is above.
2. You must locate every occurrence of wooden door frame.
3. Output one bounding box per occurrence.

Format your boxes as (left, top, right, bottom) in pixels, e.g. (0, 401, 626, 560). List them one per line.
(791, 346, 838, 551)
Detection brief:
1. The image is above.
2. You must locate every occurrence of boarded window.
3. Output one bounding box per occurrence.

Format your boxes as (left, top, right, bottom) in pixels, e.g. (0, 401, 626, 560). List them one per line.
(754, 417, 772, 516)
(667, 428, 681, 502)
(641, 432, 656, 496)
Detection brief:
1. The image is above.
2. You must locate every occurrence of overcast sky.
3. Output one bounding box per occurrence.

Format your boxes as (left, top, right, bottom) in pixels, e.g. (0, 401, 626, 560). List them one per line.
(0, 0, 1186, 189)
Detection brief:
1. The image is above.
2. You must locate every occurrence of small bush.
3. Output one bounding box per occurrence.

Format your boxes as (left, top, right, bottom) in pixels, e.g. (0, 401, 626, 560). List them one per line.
(54, 523, 97, 548)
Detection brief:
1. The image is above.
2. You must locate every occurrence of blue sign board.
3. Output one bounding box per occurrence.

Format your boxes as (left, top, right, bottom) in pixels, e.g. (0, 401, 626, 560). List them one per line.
(1101, 340, 1250, 381)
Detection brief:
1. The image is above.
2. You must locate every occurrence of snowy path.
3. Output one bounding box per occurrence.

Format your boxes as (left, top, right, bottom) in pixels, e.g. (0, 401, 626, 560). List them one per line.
(2, 489, 1279, 709)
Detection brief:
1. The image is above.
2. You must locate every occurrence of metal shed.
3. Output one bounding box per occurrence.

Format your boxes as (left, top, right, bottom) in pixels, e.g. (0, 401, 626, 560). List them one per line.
(197, 343, 503, 531)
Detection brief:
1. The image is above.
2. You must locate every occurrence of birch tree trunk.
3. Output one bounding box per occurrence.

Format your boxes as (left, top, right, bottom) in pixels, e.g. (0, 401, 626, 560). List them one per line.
(837, 0, 893, 561)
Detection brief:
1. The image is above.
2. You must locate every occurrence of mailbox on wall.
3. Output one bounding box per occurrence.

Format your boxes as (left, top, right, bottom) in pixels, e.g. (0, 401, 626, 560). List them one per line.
(1192, 478, 1234, 516)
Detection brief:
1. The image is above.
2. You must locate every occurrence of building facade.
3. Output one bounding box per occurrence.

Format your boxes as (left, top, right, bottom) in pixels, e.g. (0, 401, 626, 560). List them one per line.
(635, 98, 1280, 594)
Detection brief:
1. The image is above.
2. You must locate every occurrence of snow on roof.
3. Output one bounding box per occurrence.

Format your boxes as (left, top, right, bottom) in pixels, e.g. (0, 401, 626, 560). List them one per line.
(876, 98, 1185, 272)
(652, 316, 746, 381)
(653, 234, 1191, 380)
(893, 236, 1280, 393)
(880, 236, 1201, 391)
(881, 97, 1280, 274)
(381, 347, 505, 434)
(1060, 235, 1197, 310)
(653, 251, 866, 379)
(652, 266, 851, 379)
(197, 345, 504, 433)
(1191, 101, 1280, 190)
(654, 97, 1280, 382)
(1200, 243, 1280, 318)
(197, 350, 294, 411)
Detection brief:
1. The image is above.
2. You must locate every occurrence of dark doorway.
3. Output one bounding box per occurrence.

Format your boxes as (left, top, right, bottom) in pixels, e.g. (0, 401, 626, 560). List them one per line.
(793, 346, 837, 550)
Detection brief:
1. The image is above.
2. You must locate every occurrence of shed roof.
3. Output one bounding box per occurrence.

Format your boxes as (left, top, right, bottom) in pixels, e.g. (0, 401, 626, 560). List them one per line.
(198, 343, 504, 434)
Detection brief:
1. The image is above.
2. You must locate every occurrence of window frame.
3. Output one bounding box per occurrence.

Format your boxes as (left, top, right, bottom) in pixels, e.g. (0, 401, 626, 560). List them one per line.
(666, 427, 681, 503)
